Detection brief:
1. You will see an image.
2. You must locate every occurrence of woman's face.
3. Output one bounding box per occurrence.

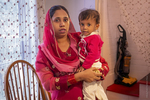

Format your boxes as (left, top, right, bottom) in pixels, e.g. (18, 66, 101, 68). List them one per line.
(51, 9, 70, 38)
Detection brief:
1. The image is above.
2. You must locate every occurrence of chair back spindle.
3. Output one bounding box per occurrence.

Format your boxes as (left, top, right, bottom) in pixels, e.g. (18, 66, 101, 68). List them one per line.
(4, 60, 51, 100)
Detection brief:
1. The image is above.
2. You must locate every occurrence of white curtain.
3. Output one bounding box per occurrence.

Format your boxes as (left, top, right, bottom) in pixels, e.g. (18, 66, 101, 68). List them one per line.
(95, 0, 110, 57)
(0, 0, 45, 99)
(117, 0, 150, 67)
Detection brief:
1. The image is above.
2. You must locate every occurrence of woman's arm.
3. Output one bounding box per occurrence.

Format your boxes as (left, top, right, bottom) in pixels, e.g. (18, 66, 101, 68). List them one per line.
(72, 56, 109, 86)
(36, 46, 102, 90)
(36, 47, 109, 90)
(75, 56, 109, 82)
(75, 67, 102, 82)
(67, 67, 102, 86)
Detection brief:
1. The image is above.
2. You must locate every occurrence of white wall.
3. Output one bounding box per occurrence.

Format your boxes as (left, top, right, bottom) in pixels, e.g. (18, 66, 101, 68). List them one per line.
(101, 0, 121, 91)
(45, 0, 95, 32)
(103, 0, 149, 89)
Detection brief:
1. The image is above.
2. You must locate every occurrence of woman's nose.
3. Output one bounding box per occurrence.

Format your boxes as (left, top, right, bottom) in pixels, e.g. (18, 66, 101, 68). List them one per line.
(60, 21, 65, 27)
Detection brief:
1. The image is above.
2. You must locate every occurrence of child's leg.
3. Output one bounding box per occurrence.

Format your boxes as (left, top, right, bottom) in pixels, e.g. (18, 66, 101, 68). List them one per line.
(83, 81, 98, 100)
(92, 61, 102, 69)
(83, 62, 102, 100)
(95, 81, 108, 100)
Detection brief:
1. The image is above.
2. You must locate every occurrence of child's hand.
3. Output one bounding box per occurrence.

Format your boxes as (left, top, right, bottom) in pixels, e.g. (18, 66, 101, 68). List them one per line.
(93, 69, 102, 80)
(77, 66, 85, 73)
(94, 69, 101, 73)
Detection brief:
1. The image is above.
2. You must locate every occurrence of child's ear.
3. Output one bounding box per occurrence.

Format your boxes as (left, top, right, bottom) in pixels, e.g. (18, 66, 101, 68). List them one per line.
(95, 24, 99, 30)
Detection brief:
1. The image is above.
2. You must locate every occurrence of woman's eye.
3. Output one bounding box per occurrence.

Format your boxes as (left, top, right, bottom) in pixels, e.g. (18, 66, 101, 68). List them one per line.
(64, 19, 68, 22)
(87, 24, 91, 26)
(55, 19, 59, 22)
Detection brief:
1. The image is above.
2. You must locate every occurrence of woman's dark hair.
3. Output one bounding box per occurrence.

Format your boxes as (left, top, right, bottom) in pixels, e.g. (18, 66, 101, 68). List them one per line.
(50, 5, 70, 18)
(78, 9, 100, 24)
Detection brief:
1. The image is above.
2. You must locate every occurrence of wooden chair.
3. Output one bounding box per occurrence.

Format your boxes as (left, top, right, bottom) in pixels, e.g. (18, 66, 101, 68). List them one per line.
(4, 60, 51, 100)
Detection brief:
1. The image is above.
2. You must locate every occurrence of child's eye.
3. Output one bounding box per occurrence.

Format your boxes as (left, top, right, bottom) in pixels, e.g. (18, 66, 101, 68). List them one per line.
(87, 23, 91, 26)
(81, 23, 84, 26)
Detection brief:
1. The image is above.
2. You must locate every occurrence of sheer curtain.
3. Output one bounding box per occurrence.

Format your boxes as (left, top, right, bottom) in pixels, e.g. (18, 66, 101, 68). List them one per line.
(95, 0, 110, 58)
(117, 0, 150, 67)
(0, 0, 45, 99)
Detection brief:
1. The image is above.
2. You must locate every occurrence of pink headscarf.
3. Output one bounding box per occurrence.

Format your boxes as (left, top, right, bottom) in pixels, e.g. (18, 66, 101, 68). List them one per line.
(41, 8, 80, 72)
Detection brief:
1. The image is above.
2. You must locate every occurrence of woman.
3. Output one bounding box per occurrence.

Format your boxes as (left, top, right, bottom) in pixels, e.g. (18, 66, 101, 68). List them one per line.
(35, 5, 109, 100)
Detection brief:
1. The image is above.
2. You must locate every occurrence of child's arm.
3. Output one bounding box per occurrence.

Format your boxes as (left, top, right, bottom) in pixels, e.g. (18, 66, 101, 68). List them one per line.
(99, 56, 109, 80)
(82, 35, 103, 69)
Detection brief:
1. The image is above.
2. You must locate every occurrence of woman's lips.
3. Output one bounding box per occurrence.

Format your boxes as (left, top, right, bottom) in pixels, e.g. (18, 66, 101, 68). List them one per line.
(59, 29, 66, 33)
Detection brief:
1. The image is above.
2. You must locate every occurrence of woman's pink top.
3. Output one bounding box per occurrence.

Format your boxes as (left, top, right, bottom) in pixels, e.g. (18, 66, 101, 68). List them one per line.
(35, 33, 109, 100)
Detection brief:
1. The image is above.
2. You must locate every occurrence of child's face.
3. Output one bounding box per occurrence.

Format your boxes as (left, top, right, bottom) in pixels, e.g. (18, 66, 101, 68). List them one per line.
(79, 18, 99, 36)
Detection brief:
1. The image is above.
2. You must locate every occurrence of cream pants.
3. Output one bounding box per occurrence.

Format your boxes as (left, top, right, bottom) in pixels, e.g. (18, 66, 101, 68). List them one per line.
(83, 62, 108, 100)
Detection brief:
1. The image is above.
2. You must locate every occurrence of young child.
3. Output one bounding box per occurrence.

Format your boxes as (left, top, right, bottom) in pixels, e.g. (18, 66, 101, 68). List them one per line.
(77, 9, 108, 100)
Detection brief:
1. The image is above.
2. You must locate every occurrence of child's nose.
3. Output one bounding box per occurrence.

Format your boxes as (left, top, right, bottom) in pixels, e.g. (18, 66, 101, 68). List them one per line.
(83, 25, 87, 29)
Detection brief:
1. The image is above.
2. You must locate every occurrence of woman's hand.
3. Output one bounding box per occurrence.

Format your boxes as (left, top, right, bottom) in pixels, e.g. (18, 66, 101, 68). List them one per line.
(76, 66, 85, 73)
(75, 67, 102, 82)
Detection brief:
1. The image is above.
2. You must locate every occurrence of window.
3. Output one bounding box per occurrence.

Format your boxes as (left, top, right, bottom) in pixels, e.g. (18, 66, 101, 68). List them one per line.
(0, 0, 45, 99)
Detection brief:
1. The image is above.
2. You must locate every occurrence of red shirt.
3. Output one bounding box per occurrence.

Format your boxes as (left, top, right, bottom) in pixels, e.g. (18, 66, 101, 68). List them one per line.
(78, 32, 103, 69)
